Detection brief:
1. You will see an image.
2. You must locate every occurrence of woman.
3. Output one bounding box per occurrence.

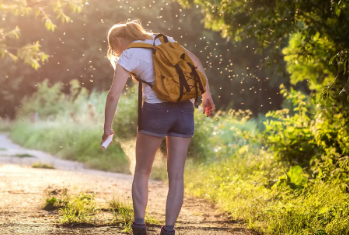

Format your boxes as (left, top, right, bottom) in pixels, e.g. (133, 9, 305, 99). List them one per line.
(101, 20, 214, 235)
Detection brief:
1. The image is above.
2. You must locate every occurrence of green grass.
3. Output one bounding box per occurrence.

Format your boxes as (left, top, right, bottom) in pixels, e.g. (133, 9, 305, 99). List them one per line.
(43, 188, 160, 232)
(109, 197, 161, 233)
(15, 153, 34, 158)
(11, 120, 130, 173)
(44, 188, 69, 210)
(44, 188, 100, 224)
(59, 193, 99, 224)
(0, 148, 7, 151)
(109, 198, 134, 232)
(184, 151, 349, 235)
(0, 119, 13, 132)
(32, 162, 55, 169)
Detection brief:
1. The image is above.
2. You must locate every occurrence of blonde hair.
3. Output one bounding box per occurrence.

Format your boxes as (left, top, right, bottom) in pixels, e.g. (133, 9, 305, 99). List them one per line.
(107, 19, 153, 69)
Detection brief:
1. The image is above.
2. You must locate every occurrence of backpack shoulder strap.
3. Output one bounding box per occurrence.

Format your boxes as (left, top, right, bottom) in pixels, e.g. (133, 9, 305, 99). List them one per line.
(127, 42, 154, 49)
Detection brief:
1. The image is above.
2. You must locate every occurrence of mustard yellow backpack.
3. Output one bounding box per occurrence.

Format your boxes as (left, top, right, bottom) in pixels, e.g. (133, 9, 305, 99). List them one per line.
(126, 34, 207, 108)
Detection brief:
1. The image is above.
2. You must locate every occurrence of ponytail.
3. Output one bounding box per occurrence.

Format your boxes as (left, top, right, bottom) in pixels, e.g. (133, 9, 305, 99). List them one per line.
(107, 19, 153, 69)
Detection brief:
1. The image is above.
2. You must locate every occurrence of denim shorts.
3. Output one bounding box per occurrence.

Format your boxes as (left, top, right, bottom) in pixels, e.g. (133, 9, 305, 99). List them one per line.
(139, 100, 194, 138)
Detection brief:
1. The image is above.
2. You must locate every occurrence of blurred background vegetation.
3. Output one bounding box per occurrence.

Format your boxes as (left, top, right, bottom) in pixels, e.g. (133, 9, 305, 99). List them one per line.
(1, 0, 286, 118)
(1, 0, 349, 234)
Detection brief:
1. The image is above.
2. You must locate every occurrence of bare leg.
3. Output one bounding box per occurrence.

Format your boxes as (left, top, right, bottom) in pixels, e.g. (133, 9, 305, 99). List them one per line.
(132, 133, 163, 220)
(165, 136, 191, 226)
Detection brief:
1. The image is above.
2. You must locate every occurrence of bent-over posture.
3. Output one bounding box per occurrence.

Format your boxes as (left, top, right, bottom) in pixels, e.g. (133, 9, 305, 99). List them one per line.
(101, 20, 215, 235)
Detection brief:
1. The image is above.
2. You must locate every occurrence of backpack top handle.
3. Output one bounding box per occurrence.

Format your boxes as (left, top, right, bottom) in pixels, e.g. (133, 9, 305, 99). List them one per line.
(153, 33, 169, 46)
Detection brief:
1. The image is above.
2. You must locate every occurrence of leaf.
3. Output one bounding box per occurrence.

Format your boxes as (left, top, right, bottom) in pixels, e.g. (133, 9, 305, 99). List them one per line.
(46, 197, 57, 205)
(41, 53, 49, 63)
(287, 165, 306, 189)
(8, 52, 18, 62)
(344, 60, 347, 74)
(336, 8, 341, 17)
(238, 145, 249, 154)
(329, 55, 336, 65)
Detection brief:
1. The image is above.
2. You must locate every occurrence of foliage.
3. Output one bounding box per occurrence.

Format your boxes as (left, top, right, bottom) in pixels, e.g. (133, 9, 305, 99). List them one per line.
(263, 84, 318, 167)
(16, 78, 138, 139)
(263, 83, 349, 189)
(185, 150, 349, 234)
(59, 193, 98, 224)
(112, 87, 138, 140)
(45, 196, 57, 206)
(311, 101, 349, 191)
(43, 187, 69, 210)
(12, 79, 264, 163)
(0, 118, 13, 132)
(0, 0, 81, 69)
(283, 33, 336, 92)
(9, 77, 349, 234)
(282, 32, 349, 190)
(185, 82, 349, 233)
(181, 0, 349, 69)
(180, 0, 349, 134)
(189, 108, 260, 161)
(11, 119, 130, 173)
(16, 79, 75, 119)
(1, 0, 286, 119)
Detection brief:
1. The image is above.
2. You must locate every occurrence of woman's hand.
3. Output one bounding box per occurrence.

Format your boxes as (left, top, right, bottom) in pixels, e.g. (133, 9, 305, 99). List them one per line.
(202, 94, 215, 117)
(101, 129, 114, 145)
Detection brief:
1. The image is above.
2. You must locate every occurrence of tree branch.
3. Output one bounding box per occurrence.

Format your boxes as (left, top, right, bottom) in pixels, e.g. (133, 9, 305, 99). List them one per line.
(26, 0, 51, 8)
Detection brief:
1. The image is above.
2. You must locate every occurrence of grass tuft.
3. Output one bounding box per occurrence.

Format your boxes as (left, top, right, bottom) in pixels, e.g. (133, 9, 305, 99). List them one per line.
(43, 188, 69, 210)
(109, 197, 161, 233)
(15, 153, 34, 158)
(43, 188, 160, 231)
(32, 162, 55, 169)
(109, 198, 134, 232)
(59, 193, 99, 224)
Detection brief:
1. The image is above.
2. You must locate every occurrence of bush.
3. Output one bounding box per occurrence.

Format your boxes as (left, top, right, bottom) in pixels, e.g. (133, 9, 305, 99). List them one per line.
(112, 88, 138, 140)
(263, 85, 320, 167)
(189, 108, 261, 161)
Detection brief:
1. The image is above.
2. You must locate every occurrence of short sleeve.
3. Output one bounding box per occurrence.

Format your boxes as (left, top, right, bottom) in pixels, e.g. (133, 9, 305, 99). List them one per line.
(167, 36, 176, 43)
(117, 49, 140, 72)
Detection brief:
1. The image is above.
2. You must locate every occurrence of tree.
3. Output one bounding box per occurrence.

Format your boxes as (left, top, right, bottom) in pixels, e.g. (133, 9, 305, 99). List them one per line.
(0, 0, 81, 69)
(179, 0, 349, 180)
(178, 0, 349, 97)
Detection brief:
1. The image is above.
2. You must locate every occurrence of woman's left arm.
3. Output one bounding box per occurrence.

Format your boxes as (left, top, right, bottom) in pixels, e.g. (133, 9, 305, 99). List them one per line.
(102, 64, 129, 140)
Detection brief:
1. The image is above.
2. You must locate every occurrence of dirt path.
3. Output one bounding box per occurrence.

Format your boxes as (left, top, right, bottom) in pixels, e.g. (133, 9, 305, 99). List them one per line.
(0, 133, 257, 235)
